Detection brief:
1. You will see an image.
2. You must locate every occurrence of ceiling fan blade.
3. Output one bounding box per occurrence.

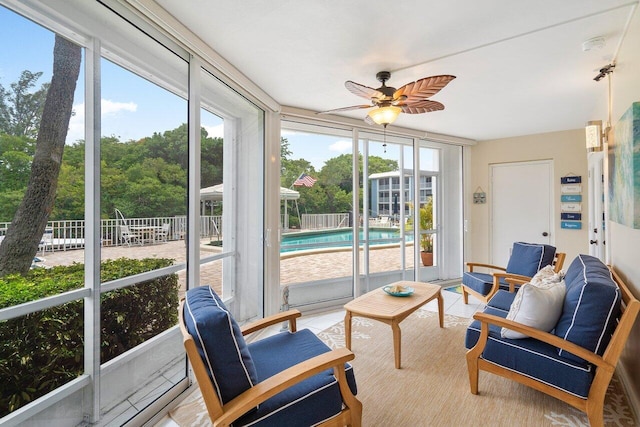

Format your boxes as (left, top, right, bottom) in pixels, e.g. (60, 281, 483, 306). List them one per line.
(345, 80, 384, 100)
(317, 104, 372, 114)
(393, 75, 456, 101)
(400, 100, 445, 114)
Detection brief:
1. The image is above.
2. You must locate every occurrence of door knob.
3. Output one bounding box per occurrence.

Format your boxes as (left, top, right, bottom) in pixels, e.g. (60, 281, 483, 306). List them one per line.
(542, 232, 549, 237)
(590, 240, 598, 245)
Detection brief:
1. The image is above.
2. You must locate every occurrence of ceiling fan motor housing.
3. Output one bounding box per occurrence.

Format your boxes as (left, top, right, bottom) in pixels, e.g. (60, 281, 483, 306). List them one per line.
(375, 71, 396, 100)
(376, 71, 391, 83)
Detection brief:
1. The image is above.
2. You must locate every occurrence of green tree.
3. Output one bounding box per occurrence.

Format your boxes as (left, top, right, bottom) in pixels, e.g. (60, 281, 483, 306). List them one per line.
(0, 70, 49, 138)
(319, 153, 398, 194)
(201, 128, 223, 187)
(0, 36, 82, 276)
(0, 135, 34, 192)
(280, 137, 316, 188)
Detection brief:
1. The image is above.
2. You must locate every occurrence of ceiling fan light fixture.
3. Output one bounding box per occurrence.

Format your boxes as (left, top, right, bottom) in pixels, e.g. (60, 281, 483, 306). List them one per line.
(367, 106, 401, 126)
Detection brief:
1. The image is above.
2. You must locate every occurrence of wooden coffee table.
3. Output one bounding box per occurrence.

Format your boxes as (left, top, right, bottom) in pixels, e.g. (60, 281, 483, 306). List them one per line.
(344, 281, 443, 369)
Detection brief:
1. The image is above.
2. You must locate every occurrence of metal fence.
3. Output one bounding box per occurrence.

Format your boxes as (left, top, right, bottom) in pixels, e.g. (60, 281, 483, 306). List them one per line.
(300, 213, 350, 230)
(0, 215, 222, 252)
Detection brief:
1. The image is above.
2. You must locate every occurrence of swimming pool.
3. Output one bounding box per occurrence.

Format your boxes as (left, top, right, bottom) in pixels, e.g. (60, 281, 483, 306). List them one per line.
(281, 228, 412, 253)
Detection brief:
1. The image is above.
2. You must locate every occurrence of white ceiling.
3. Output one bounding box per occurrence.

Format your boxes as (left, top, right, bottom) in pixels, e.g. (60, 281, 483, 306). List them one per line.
(154, 0, 637, 141)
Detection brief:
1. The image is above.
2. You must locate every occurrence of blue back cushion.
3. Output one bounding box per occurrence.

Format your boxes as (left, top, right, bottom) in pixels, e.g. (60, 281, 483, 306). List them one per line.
(554, 255, 621, 363)
(505, 242, 556, 277)
(183, 286, 258, 404)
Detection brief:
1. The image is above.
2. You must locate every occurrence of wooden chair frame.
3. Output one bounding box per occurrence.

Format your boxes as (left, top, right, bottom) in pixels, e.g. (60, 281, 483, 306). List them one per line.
(462, 252, 566, 304)
(178, 300, 362, 427)
(466, 266, 640, 427)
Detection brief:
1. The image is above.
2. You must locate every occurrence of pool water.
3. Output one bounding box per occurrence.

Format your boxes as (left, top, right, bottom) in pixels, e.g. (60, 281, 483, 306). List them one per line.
(281, 228, 412, 253)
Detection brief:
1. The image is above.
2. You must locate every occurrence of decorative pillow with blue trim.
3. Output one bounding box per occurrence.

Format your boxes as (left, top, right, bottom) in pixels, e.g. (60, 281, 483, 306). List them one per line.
(501, 279, 566, 339)
(183, 286, 258, 404)
(505, 242, 556, 277)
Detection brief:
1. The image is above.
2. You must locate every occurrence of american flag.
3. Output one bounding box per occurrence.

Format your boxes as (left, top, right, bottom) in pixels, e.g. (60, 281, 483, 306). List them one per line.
(293, 173, 317, 188)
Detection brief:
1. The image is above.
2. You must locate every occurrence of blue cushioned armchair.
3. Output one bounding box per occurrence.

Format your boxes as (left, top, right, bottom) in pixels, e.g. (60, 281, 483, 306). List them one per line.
(461, 241, 565, 304)
(179, 286, 362, 427)
(465, 255, 640, 427)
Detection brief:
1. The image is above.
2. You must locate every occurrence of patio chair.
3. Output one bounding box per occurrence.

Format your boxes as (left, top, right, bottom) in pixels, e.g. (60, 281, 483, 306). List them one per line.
(156, 223, 170, 243)
(179, 286, 362, 427)
(462, 242, 565, 304)
(118, 224, 141, 246)
(115, 208, 141, 246)
(39, 228, 54, 255)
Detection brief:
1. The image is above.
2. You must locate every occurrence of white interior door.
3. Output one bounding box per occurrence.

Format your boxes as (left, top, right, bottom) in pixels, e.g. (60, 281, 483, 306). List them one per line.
(587, 152, 605, 261)
(490, 160, 554, 266)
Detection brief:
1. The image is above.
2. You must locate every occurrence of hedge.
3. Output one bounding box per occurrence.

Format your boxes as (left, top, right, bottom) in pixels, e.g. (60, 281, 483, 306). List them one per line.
(0, 258, 179, 416)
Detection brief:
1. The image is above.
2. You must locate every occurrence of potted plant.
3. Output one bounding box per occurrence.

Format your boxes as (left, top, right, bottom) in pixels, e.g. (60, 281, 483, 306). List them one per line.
(419, 199, 434, 266)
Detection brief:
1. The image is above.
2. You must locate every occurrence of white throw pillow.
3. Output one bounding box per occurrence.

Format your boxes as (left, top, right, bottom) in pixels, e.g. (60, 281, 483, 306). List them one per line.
(529, 264, 564, 286)
(501, 279, 566, 339)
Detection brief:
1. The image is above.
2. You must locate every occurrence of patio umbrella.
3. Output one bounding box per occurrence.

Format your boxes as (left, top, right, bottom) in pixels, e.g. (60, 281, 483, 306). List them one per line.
(200, 184, 301, 230)
(200, 184, 300, 201)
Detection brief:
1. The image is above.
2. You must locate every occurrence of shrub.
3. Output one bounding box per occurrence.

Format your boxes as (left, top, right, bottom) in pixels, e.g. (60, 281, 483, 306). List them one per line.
(288, 216, 300, 228)
(0, 258, 178, 416)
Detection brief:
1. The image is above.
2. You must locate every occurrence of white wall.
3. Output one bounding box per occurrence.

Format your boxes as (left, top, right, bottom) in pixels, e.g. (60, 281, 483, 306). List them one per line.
(466, 129, 589, 264)
(608, 5, 640, 404)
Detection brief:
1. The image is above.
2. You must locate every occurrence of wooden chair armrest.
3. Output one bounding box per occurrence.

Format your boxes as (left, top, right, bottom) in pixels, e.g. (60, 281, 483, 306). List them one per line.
(472, 312, 612, 369)
(493, 272, 532, 292)
(505, 276, 529, 286)
(214, 348, 356, 427)
(504, 276, 530, 292)
(466, 262, 507, 272)
(241, 309, 302, 335)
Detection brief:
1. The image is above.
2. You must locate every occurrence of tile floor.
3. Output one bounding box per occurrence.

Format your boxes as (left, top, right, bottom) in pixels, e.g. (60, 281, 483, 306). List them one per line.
(154, 285, 483, 427)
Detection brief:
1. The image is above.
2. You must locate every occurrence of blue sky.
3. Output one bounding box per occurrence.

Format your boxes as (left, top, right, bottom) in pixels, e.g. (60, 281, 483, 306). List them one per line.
(0, 5, 221, 144)
(1, 5, 432, 172)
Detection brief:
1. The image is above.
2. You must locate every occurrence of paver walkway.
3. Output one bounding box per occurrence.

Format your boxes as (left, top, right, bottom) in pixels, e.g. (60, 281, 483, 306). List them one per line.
(41, 239, 417, 296)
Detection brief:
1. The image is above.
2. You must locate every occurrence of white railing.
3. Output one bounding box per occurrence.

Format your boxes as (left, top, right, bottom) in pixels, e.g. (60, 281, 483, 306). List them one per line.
(0, 215, 222, 251)
(300, 213, 350, 230)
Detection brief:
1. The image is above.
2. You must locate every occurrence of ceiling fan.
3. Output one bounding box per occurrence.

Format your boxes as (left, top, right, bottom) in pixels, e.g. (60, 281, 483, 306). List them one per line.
(318, 71, 456, 127)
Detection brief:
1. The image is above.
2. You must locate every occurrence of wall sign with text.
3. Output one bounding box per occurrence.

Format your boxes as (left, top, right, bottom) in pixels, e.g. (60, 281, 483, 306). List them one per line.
(560, 175, 582, 229)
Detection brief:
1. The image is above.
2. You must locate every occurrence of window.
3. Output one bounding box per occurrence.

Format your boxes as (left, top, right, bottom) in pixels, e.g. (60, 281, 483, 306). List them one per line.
(99, 47, 188, 418)
(0, 2, 266, 425)
(0, 5, 87, 418)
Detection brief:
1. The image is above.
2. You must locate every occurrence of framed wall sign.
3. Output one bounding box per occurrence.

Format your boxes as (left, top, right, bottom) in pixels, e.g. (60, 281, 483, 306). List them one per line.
(560, 174, 582, 229)
(473, 187, 486, 204)
(561, 221, 582, 229)
(561, 184, 582, 194)
(561, 203, 582, 212)
(561, 212, 582, 221)
(561, 175, 582, 184)
(561, 194, 582, 203)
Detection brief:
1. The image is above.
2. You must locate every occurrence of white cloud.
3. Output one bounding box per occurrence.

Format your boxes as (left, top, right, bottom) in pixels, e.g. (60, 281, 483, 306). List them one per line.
(65, 99, 138, 143)
(329, 139, 352, 152)
(66, 102, 85, 143)
(102, 99, 137, 115)
(203, 123, 224, 138)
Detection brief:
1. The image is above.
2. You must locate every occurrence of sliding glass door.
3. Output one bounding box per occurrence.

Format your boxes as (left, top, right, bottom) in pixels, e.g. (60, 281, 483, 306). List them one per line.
(279, 120, 459, 310)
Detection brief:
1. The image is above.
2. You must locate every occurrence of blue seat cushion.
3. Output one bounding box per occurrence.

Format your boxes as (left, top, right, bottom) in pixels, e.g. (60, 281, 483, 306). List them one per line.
(505, 242, 556, 277)
(237, 328, 357, 427)
(465, 306, 594, 399)
(486, 290, 516, 312)
(183, 286, 258, 405)
(554, 255, 621, 364)
(462, 272, 508, 297)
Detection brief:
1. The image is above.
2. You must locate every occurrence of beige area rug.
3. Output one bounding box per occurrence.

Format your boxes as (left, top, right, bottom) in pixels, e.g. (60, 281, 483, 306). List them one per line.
(168, 311, 636, 426)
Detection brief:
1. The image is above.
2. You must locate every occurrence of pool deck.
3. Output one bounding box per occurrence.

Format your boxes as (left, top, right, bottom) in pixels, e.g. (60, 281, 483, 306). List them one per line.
(39, 237, 416, 294)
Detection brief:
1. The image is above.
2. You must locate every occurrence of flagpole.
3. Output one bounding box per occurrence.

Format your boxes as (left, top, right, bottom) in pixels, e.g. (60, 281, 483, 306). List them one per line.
(290, 171, 304, 189)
